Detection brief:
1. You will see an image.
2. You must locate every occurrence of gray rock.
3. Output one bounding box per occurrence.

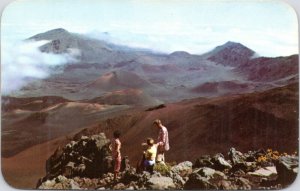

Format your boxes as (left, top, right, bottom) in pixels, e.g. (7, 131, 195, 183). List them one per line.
(171, 161, 193, 177)
(184, 173, 217, 190)
(194, 155, 214, 168)
(194, 167, 226, 179)
(113, 183, 126, 190)
(171, 173, 186, 187)
(38, 176, 81, 189)
(146, 176, 176, 190)
(212, 154, 232, 171)
(236, 177, 252, 190)
(218, 179, 238, 190)
(126, 186, 135, 190)
(70, 180, 81, 189)
(184, 167, 227, 190)
(248, 166, 277, 177)
(228, 147, 245, 165)
(275, 155, 298, 186)
(122, 168, 139, 184)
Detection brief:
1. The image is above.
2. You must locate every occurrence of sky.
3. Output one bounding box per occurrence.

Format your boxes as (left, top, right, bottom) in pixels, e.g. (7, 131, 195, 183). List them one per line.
(1, 0, 298, 57)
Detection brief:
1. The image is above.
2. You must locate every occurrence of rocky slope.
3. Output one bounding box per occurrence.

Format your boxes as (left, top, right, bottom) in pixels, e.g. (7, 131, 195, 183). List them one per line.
(204, 41, 255, 67)
(235, 54, 299, 82)
(1, 97, 130, 157)
(69, 83, 299, 163)
(2, 83, 298, 189)
(36, 133, 298, 190)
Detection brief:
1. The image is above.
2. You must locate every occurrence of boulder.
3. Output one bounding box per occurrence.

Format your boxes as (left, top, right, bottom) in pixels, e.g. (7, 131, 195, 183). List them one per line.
(194, 155, 214, 168)
(248, 166, 277, 177)
(170, 161, 193, 177)
(194, 154, 232, 172)
(236, 177, 252, 190)
(38, 175, 81, 189)
(228, 147, 245, 165)
(41, 133, 111, 183)
(184, 167, 227, 189)
(113, 183, 126, 190)
(122, 168, 139, 184)
(146, 176, 176, 190)
(275, 156, 298, 186)
(230, 161, 256, 174)
(170, 173, 186, 188)
(212, 153, 232, 171)
(218, 179, 238, 190)
(194, 167, 226, 179)
(184, 173, 217, 190)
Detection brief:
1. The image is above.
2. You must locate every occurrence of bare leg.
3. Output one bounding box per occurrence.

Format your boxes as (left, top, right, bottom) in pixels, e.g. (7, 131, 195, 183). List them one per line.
(114, 172, 119, 180)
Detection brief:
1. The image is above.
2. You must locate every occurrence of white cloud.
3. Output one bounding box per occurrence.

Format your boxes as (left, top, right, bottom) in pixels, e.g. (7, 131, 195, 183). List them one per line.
(2, 0, 298, 57)
(1, 40, 79, 94)
(87, 26, 298, 57)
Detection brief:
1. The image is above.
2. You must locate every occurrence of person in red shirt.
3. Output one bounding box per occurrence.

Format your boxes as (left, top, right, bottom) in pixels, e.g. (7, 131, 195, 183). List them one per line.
(111, 130, 121, 180)
(153, 119, 169, 164)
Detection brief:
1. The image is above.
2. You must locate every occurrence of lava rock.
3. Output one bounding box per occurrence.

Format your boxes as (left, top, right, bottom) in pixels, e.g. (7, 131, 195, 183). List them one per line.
(212, 153, 232, 171)
(275, 156, 298, 186)
(171, 161, 193, 177)
(194, 155, 214, 168)
(228, 147, 246, 165)
(248, 166, 277, 177)
(146, 176, 176, 190)
(184, 173, 217, 190)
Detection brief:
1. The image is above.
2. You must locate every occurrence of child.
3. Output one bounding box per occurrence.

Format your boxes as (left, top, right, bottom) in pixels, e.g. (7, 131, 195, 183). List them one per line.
(143, 138, 157, 173)
(137, 142, 148, 173)
(111, 130, 121, 180)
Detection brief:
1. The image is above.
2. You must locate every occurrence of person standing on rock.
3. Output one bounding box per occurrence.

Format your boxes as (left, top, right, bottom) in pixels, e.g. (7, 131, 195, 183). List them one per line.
(111, 130, 122, 180)
(153, 119, 169, 164)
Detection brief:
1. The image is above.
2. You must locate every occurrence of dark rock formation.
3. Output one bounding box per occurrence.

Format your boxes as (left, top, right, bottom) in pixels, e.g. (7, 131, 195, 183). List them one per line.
(38, 133, 112, 187)
(275, 156, 298, 186)
(37, 136, 298, 190)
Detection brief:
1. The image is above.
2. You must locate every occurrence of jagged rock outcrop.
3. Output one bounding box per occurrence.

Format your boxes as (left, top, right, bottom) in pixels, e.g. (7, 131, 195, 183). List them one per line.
(37, 133, 112, 188)
(37, 134, 298, 190)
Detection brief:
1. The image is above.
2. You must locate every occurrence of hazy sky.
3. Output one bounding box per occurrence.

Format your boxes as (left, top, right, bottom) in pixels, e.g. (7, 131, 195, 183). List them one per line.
(1, 0, 298, 56)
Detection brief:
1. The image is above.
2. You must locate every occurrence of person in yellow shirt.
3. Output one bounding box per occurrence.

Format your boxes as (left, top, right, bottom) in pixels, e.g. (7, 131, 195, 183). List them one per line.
(143, 138, 157, 173)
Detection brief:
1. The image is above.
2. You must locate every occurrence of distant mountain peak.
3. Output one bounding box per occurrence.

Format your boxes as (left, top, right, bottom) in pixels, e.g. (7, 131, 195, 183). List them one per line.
(224, 41, 242, 46)
(216, 41, 253, 51)
(205, 41, 255, 67)
(28, 28, 71, 41)
(169, 51, 191, 57)
(49, 28, 69, 33)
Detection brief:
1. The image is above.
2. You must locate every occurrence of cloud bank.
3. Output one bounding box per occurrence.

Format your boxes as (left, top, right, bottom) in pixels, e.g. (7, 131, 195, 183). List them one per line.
(1, 40, 79, 95)
(87, 26, 298, 57)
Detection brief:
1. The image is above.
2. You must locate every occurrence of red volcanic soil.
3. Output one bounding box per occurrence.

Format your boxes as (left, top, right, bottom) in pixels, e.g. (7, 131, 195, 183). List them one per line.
(88, 88, 161, 106)
(85, 70, 151, 91)
(84, 83, 298, 163)
(1, 83, 298, 189)
(235, 55, 298, 82)
(191, 81, 251, 95)
(64, 63, 112, 72)
(1, 100, 129, 157)
(1, 96, 70, 112)
(1, 136, 71, 189)
(141, 63, 183, 73)
(206, 41, 255, 67)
